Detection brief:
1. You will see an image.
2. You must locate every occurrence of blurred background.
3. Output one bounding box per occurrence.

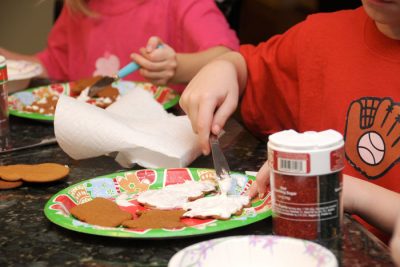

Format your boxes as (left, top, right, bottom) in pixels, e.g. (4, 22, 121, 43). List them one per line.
(0, 0, 361, 54)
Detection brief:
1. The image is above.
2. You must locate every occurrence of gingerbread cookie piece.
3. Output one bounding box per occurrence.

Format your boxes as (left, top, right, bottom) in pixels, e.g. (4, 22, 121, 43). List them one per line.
(0, 163, 69, 183)
(137, 181, 215, 210)
(70, 76, 103, 95)
(182, 195, 250, 220)
(70, 197, 132, 227)
(122, 209, 186, 229)
(0, 179, 23, 190)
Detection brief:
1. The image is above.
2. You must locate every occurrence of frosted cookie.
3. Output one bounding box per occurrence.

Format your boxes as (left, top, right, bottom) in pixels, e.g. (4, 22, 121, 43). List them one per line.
(137, 181, 215, 210)
(183, 194, 250, 220)
(0, 163, 69, 183)
(70, 197, 132, 227)
(0, 179, 23, 190)
(122, 209, 186, 229)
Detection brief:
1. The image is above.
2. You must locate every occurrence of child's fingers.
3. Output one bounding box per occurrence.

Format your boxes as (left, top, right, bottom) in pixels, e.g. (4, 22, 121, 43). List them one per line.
(212, 91, 238, 137)
(196, 97, 219, 155)
(255, 161, 271, 197)
(390, 218, 400, 266)
(146, 36, 162, 53)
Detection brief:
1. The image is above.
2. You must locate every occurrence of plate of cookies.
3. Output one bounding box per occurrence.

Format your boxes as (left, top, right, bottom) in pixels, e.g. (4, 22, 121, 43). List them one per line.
(8, 76, 180, 122)
(44, 168, 271, 238)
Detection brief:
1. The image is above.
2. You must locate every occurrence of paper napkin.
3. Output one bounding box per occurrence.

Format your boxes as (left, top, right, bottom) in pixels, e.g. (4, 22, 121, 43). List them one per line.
(54, 88, 202, 168)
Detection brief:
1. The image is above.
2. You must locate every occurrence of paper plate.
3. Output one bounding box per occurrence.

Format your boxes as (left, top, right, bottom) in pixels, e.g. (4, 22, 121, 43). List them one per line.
(169, 235, 338, 267)
(8, 80, 180, 121)
(7, 59, 43, 81)
(44, 168, 271, 238)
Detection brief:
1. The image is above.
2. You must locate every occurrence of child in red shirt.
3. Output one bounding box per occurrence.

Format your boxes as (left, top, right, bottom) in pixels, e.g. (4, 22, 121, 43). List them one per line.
(180, 0, 400, 243)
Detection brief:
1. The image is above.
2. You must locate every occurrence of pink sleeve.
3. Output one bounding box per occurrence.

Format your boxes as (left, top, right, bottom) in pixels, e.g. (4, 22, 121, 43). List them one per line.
(36, 5, 71, 81)
(175, 0, 239, 51)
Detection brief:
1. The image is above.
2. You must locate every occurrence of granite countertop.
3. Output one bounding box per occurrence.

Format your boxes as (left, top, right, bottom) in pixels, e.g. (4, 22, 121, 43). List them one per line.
(0, 117, 395, 267)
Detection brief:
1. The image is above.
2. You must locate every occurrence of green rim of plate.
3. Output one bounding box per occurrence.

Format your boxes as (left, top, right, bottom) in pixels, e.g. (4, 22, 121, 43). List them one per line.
(8, 81, 180, 122)
(44, 168, 271, 239)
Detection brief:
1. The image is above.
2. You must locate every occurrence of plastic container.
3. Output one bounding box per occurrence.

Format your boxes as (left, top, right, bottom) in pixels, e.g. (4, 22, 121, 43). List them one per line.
(268, 129, 344, 241)
(0, 55, 9, 136)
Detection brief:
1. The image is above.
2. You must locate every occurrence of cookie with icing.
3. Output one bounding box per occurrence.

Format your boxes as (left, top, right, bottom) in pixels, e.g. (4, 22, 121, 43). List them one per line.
(137, 181, 215, 210)
(182, 194, 250, 220)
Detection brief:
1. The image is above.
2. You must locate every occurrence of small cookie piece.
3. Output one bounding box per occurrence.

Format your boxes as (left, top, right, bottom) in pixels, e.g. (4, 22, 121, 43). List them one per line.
(70, 197, 132, 227)
(183, 195, 250, 220)
(0, 163, 69, 183)
(70, 76, 102, 95)
(122, 209, 186, 229)
(0, 179, 23, 190)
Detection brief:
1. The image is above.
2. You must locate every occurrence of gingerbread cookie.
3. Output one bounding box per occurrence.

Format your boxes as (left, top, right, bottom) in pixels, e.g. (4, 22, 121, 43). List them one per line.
(137, 181, 216, 210)
(0, 179, 23, 190)
(182, 195, 250, 220)
(122, 209, 186, 229)
(0, 163, 69, 183)
(70, 197, 132, 227)
(70, 76, 102, 95)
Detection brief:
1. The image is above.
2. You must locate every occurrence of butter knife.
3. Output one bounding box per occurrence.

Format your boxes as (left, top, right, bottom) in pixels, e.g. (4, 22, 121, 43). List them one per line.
(0, 137, 57, 154)
(209, 134, 238, 195)
(88, 44, 163, 97)
(88, 62, 139, 97)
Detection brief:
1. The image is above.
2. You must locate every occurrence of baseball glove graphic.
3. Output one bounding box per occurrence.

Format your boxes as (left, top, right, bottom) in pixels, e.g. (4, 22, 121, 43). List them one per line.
(345, 97, 400, 179)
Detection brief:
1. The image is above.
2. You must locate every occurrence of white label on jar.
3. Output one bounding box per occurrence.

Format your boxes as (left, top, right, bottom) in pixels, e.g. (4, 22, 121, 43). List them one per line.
(274, 200, 339, 221)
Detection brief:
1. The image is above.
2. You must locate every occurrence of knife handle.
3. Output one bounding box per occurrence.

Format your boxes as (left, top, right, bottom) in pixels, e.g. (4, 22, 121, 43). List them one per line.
(118, 44, 164, 79)
(118, 62, 140, 79)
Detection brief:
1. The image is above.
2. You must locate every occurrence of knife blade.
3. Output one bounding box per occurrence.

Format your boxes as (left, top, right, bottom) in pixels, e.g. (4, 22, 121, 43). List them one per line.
(88, 62, 140, 97)
(0, 137, 57, 154)
(209, 134, 238, 195)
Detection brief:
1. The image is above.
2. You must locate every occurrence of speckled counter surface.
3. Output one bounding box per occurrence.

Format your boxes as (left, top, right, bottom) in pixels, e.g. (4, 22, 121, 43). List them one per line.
(0, 117, 395, 267)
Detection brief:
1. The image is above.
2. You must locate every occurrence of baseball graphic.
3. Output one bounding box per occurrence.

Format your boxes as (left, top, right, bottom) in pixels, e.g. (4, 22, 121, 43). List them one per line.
(345, 97, 400, 178)
(357, 132, 385, 165)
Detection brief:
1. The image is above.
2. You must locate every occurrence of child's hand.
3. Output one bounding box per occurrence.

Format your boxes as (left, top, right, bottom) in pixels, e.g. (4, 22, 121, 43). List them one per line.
(391, 214, 400, 266)
(247, 161, 271, 199)
(179, 59, 240, 154)
(130, 36, 177, 85)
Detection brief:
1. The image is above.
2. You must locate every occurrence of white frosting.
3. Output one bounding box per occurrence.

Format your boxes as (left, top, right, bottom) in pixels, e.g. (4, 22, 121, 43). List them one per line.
(77, 87, 90, 102)
(183, 194, 250, 219)
(137, 181, 215, 210)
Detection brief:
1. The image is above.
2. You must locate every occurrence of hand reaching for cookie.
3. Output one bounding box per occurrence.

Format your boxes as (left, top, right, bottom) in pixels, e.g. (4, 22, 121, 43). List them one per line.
(345, 98, 400, 179)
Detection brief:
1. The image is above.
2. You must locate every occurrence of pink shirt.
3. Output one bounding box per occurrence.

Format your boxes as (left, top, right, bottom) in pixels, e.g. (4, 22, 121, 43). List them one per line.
(37, 0, 239, 90)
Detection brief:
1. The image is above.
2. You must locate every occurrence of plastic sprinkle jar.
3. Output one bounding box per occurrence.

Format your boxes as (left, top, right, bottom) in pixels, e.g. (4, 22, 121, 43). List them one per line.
(268, 129, 345, 241)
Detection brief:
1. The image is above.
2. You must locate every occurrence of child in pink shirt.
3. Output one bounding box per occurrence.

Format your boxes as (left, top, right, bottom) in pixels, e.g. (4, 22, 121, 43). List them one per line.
(0, 0, 239, 92)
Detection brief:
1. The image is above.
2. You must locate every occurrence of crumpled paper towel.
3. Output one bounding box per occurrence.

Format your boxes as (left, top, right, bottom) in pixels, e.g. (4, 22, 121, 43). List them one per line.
(54, 88, 202, 168)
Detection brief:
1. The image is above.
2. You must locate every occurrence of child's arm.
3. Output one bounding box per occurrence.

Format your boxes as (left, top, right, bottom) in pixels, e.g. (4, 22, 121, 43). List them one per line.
(391, 215, 400, 266)
(343, 175, 400, 234)
(0, 47, 48, 77)
(179, 50, 248, 154)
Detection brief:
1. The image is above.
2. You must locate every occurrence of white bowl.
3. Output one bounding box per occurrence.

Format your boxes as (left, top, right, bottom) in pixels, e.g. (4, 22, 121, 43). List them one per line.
(169, 235, 338, 267)
(6, 59, 43, 93)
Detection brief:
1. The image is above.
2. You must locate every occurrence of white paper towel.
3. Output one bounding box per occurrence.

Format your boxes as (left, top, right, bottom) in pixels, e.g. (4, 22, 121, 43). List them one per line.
(54, 88, 202, 168)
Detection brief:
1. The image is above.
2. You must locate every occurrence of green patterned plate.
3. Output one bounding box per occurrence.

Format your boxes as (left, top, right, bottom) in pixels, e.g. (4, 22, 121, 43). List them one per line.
(8, 80, 180, 121)
(44, 168, 271, 238)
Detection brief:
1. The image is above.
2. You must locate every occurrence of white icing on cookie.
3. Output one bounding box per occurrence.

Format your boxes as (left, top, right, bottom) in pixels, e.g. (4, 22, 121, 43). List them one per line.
(137, 181, 215, 210)
(182, 194, 250, 219)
